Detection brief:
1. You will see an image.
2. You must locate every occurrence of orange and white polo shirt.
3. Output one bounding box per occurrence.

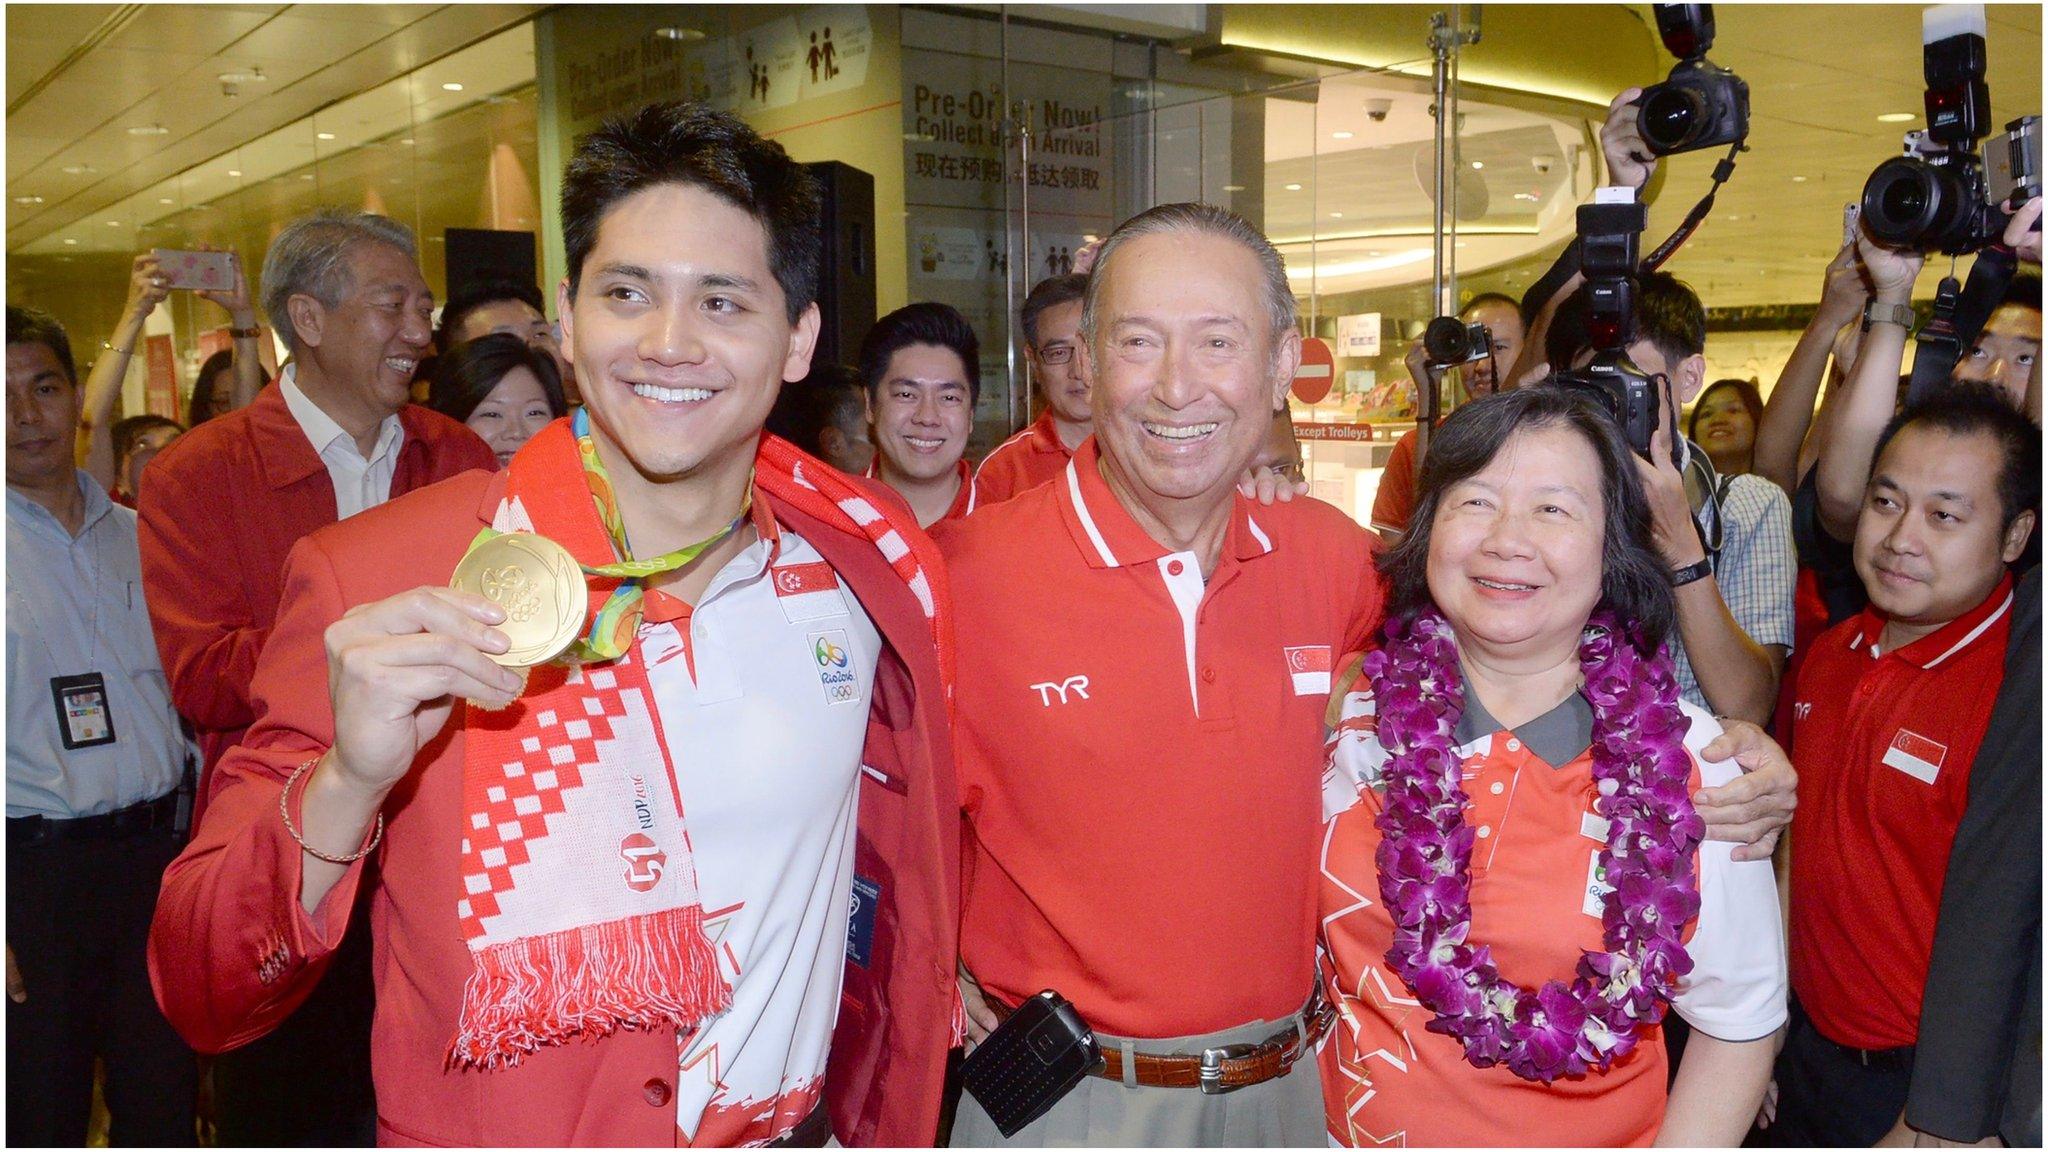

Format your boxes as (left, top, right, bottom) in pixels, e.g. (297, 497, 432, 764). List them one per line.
(972, 411, 1075, 507)
(1318, 677, 1785, 1147)
(1789, 574, 2014, 1052)
(636, 489, 882, 1145)
(936, 439, 1382, 1039)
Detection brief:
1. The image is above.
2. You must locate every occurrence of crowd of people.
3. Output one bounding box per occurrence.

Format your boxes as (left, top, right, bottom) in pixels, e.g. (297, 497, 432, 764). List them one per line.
(5, 87, 2038, 1150)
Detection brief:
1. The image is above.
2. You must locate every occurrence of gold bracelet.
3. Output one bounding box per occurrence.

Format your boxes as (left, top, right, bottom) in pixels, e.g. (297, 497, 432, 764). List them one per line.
(279, 755, 384, 864)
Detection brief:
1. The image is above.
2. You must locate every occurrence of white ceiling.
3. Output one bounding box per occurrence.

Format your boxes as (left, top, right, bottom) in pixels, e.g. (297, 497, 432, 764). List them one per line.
(6, 3, 2042, 314)
(6, 3, 544, 251)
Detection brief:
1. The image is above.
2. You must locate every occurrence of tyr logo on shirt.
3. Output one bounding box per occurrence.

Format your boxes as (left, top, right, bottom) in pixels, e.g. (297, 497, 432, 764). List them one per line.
(1882, 728, 1947, 784)
(1794, 701, 1812, 721)
(1284, 645, 1332, 695)
(1029, 676, 1091, 706)
(619, 832, 667, 892)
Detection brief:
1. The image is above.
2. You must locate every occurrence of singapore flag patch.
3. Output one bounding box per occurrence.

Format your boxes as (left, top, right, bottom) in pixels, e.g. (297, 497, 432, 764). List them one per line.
(1284, 645, 1332, 696)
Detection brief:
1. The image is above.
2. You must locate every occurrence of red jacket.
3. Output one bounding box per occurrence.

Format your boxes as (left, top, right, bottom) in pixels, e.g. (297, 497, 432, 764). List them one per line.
(138, 384, 496, 778)
(147, 462, 962, 1147)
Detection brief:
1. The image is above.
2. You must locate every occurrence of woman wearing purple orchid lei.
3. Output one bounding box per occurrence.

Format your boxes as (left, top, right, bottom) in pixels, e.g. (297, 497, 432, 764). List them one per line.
(1316, 388, 1786, 1146)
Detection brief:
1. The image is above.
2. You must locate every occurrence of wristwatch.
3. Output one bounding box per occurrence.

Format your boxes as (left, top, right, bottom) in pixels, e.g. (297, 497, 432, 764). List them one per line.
(1861, 299, 1915, 334)
(1670, 557, 1714, 588)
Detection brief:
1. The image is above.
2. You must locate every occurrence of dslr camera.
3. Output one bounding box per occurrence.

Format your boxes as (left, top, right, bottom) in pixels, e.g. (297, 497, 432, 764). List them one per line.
(1634, 4, 1750, 158)
(1554, 197, 1678, 468)
(1862, 5, 2042, 254)
(1421, 315, 1492, 369)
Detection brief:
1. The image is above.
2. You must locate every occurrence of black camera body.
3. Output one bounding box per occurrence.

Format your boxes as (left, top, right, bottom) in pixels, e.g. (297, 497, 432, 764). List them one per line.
(1422, 316, 1491, 369)
(1635, 5, 1750, 157)
(1860, 8, 2039, 255)
(1553, 198, 1679, 468)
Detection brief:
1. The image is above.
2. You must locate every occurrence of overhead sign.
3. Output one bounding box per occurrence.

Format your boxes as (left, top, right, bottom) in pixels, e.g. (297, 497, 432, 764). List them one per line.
(1293, 336, 1335, 404)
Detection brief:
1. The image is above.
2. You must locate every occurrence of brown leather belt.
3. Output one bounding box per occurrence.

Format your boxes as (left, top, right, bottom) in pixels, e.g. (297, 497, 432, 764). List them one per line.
(990, 990, 1334, 1094)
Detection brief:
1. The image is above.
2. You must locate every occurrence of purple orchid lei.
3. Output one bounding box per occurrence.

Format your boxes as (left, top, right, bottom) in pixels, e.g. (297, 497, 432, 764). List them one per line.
(1364, 606, 1705, 1083)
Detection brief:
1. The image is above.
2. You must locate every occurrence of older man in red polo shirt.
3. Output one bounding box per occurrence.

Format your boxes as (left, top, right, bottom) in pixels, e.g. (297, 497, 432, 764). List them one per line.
(938, 203, 1800, 1147)
(1772, 385, 2039, 1147)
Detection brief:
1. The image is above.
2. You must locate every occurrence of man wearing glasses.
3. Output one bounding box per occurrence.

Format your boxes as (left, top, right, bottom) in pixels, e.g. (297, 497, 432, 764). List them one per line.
(976, 274, 1093, 505)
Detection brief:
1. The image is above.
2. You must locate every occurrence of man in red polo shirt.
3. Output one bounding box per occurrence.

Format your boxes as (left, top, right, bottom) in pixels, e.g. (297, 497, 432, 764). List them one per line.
(939, 204, 1801, 1146)
(1772, 385, 2039, 1147)
(860, 301, 981, 526)
(975, 274, 1091, 504)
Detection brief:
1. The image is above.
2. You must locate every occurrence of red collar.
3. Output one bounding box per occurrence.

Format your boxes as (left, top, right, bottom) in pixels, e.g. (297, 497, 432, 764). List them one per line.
(867, 457, 976, 522)
(1053, 438, 1275, 570)
(1851, 572, 2015, 669)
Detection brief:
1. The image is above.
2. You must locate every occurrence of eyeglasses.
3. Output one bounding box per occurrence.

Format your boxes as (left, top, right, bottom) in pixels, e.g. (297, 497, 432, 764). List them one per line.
(1035, 344, 1076, 366)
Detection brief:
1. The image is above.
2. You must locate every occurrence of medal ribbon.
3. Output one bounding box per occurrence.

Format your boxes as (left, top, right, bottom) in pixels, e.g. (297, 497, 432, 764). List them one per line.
(467, 408, 749, 663)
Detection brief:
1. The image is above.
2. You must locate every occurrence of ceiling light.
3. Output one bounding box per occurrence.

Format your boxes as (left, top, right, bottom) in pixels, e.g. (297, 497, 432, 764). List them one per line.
(14, 195, 43, 205)
(1330, 211, 1344, 219)
(316, 132, 336, 140)
(441, 82, 465, 92)
(63, 238, 78, 245)
(652, 26, 705, 41)
(400, 138, 415, 146)
(216, 68, 266, 84)
(1470, 160, 1485, 170)
(1284, 182, 1303, 191)
(226, 169, 242, 177)
(1877, 112, 1917, 123)
(1331, 130, 1354, 140)
(1454, 241, 1467, 249)
(105, 219, 121, 227)
(1513, 191, 1539, 201)
(61, 164, 95, 175)
(1223, 184, 1246, 192)
(300, 173, 315, 181)
(1791, 175, 1808, 182)
(126, 124, 169, 137)
(158, 197, 173, 205)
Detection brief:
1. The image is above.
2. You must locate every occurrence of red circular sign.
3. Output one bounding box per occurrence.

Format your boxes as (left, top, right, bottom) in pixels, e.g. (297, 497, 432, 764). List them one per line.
(1292, 337, 1335, 404)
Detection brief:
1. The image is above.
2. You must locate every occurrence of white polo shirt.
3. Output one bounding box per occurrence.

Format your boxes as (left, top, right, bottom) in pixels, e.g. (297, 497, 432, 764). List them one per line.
(637, 505, 880, 1145)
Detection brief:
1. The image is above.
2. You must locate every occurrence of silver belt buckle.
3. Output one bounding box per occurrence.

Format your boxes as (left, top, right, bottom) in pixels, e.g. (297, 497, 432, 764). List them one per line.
(1198, 1043, 1258, 1094)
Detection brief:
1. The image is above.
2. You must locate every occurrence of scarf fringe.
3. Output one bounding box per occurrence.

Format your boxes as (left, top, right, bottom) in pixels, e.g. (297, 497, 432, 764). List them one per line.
(447, 904, 730, 1069)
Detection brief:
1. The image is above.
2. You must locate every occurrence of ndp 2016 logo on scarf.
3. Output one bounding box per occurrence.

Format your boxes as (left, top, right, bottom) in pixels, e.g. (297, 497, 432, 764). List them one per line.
(619, 774, 668, 893)
(809, 629, 860, 705)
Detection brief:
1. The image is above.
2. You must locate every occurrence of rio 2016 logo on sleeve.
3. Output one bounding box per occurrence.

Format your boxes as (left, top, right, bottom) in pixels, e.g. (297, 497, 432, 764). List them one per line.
(808, 630, 860, 705)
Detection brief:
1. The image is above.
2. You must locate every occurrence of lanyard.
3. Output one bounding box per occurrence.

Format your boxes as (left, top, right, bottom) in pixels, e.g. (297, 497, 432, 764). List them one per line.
(472, 408, 750, 663)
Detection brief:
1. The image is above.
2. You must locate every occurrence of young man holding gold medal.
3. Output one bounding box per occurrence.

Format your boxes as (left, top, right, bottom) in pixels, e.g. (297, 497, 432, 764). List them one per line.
(148, 103, 961, 1147)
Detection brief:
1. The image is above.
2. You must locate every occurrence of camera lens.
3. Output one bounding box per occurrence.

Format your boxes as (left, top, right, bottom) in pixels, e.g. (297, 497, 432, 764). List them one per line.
(1639, 85, 1706, 154)
(1861, 156, 1969, 250)
(1423, 316, 1475, 365)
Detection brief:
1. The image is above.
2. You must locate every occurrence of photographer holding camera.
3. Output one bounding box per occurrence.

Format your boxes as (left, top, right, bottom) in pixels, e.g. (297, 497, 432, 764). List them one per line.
(1373, 293, 1527, 541)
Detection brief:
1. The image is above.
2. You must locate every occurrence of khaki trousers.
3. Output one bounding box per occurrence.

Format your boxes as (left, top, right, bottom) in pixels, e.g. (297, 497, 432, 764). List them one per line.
(950, 1011, 1328, 1147)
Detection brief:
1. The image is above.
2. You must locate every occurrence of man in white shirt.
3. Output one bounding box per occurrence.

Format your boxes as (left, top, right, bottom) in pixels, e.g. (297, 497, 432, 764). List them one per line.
(136, 209, 494, 1144)
(7, 304, 199, 1146)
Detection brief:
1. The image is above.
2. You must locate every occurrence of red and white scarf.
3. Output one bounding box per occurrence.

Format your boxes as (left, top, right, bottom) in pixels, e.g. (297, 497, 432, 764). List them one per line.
(449, 422, 953, 1068)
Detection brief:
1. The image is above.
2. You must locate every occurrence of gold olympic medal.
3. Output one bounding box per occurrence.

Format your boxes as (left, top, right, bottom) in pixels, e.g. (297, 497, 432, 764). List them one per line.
(449, 532, 588, 668)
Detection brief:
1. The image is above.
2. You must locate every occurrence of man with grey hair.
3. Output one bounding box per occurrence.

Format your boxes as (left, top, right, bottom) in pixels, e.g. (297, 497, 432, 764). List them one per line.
(934, 202, 1375, 1145)
(934, 202, 1802, 1146)
(137, 208, 491, 1144)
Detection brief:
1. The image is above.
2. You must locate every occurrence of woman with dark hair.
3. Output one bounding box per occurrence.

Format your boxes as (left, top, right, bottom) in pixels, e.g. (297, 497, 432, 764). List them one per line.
(186, 349, 238, 427)
(1689, 377, 1765, 480)
(426, 333, 567, 467)
(1317, 386, 1784, 1146)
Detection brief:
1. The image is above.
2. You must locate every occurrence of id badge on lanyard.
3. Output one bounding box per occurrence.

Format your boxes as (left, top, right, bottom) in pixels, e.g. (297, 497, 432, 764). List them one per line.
(50, 672, 117, 750)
